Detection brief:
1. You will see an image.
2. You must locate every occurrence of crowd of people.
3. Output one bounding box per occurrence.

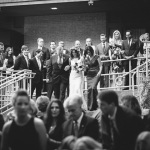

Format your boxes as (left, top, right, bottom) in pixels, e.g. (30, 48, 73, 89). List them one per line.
(0, 90, 150, 150)
(0, 30, 149, 111)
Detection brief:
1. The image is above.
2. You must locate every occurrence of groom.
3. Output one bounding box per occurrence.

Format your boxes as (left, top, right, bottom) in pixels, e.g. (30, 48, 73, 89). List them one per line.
(46, 46, 70, 102)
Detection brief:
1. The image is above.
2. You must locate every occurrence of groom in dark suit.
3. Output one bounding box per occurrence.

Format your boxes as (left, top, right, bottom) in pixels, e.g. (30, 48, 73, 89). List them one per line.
(62, 94, 99, 140)
(46, 46, 70, 102)
(122, 30, 139, 88)
(29, 49, 43, 98)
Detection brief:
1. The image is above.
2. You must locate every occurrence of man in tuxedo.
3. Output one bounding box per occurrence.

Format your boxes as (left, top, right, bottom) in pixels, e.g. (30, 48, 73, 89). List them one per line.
(14, 45, 29, 70)
(122, 30, 139, 88)
(62, 94, 99, 140)
(58, 41, 70, 55)
(98, 90, 143, 150)
(31, 38, 50, 92)
(95, 34, 111, 88)
(46, 46, 70, 102)
(29, 49, 43, 99)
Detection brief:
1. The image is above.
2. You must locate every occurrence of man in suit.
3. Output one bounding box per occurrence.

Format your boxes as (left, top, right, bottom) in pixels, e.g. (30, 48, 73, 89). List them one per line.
(46, 46, 70, 102)
(29, 49, 43, 98)
(58, 41, 70, 55)
(14, 45, 29, 70)
(98, 90, 143, 150)
(62, 94, 99, 140)
(31, 38, 50, 92)
(122, 30, 139, 88)
(95, 34, 111, 88)
(49, 41, 57, 56)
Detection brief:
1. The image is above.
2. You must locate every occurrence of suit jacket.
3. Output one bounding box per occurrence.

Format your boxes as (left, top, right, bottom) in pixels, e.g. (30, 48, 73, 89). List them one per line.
(101, 106, 143, 150)
(31, 47, 50, 65)
(29, 57, 43, 83)
(96, 42, 110, 66)
(62, 114, 99, 140)
(122, 38, 139, 57)
(46, 54, 70, 84)
(14, 54, 29, 70)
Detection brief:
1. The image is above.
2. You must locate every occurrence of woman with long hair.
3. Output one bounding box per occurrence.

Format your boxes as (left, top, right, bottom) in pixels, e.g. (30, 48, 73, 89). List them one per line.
(3, 47, 16, 71)
(69, 48, 87, 110)
(84, 46, 102, 110)
(1, 90, 47, 150)
(109, 30, 124, 88)
(44, 99, 66, 150)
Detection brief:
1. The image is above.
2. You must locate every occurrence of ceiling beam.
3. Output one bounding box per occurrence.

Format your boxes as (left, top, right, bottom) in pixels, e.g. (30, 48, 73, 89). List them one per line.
(0, 0, 89, 7)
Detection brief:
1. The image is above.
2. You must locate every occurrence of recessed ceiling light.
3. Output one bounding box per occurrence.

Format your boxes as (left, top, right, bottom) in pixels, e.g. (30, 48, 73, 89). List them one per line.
(51, 7, 58, 10)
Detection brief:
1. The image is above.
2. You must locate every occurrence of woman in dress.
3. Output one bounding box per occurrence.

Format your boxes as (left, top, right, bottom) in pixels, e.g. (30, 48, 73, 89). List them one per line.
(3, 47, 16, 71)
(69, 48, 87, 110)
(1, 90, 47, 150)
(84, 46, 102, 111)
(44, 99, 66, 150)
(109, 30, 124, 87)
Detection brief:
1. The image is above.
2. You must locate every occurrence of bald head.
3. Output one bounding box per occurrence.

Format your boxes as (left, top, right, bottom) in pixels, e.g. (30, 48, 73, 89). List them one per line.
(64, 94, 83, 120)
(75, 40, 81, 49)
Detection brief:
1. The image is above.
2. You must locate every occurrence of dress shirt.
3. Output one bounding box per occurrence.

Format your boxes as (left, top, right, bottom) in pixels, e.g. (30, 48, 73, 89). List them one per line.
(75, 112, 84, 129)
(38, 46, 43, 50)
(23, 54, 29, 67)
(128, 38, 132, 46)
(35, 56, 41, 70)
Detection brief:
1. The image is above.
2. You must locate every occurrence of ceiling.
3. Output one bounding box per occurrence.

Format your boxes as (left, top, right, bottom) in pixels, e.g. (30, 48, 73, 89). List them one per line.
(0, 0, 149, 17)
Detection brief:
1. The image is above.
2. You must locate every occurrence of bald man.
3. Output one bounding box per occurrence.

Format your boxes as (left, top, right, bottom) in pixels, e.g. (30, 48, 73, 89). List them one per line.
(62, 94, 99, 140)
(74, 40, 84, 56)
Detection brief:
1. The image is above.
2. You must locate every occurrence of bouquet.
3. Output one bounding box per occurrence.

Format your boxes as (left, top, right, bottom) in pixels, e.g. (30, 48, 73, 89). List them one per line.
(74, 62, 84, 73)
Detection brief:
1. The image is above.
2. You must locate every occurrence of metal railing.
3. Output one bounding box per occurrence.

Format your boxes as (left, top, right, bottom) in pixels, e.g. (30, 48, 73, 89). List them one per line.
(0, 69, 35, 114)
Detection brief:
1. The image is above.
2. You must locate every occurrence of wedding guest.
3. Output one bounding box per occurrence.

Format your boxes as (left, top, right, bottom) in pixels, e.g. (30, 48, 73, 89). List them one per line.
(45, 99, 66, 150)
(122, 30, 139, 89)
(29, 49, 43, 99)
(85, 38, 96, 54)
(95, 34, 111, 88)
(98, 90, 143, 150)
(58, 41, 70, 55)
(1, 90, 47, 150)
(3, 47, 16, 70)
(0, 42, 5, 69)
(84, 46, 102, 111)
(49, 41, 57, 56)
(74, 40, 84, 56)
(109, 30, 124, 87)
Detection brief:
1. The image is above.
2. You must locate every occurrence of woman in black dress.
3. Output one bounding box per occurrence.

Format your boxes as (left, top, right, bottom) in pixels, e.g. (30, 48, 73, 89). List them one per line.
(45, 99, 66, 150)
(84, 46, 102, 111)
(1, 90, 47, 150)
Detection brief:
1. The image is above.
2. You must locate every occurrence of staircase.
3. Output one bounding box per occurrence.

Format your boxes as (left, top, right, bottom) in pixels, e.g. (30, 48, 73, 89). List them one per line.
(0, 70, 35, 116)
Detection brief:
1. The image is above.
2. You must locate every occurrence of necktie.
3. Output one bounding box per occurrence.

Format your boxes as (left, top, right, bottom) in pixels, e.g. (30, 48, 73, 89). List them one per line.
(73, 120, 78, 137)
(109, 119, 118, 143)
(25, 56, 29, 68)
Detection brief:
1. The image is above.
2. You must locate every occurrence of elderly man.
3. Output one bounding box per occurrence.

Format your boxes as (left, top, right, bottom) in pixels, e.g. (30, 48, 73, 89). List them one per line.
(46, 46, 70, 102)
(62, 94, 99, 140)
(98, 90, 143, 150)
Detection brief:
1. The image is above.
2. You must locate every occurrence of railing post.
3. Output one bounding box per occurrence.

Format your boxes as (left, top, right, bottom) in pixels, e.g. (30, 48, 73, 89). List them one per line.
(129, 59, 131, 89)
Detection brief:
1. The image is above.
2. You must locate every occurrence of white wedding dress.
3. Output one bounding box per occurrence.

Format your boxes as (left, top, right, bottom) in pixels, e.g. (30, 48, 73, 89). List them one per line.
(69, 58, 87, 110)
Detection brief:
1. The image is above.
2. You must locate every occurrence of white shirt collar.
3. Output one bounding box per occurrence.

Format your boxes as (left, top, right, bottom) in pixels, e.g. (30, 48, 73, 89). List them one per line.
(38, 46, 43, 50)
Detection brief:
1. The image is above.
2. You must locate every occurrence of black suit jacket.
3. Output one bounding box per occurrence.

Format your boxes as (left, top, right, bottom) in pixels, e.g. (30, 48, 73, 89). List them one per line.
(101, 106, 143, 150)
(122, 39, 139, 57)
(46, 54, 70, 84)
(62, 114, 99, 140)
(31, 47, 50, 65)
(14, 55, 29, 70)
(29, 57, 43, 83)
(0, 53, 6, 67)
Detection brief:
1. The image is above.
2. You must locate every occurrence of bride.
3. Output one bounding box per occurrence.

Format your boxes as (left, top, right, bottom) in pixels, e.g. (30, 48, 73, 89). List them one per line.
(69, 48, 87, 110)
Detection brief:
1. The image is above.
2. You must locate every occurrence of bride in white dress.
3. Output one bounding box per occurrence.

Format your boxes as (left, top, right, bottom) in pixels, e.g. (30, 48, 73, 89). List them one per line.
(69, 48, 87, 110)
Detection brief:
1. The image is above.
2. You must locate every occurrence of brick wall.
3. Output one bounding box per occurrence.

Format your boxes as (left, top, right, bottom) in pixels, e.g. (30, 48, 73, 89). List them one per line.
(24, 12, 106, 52)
